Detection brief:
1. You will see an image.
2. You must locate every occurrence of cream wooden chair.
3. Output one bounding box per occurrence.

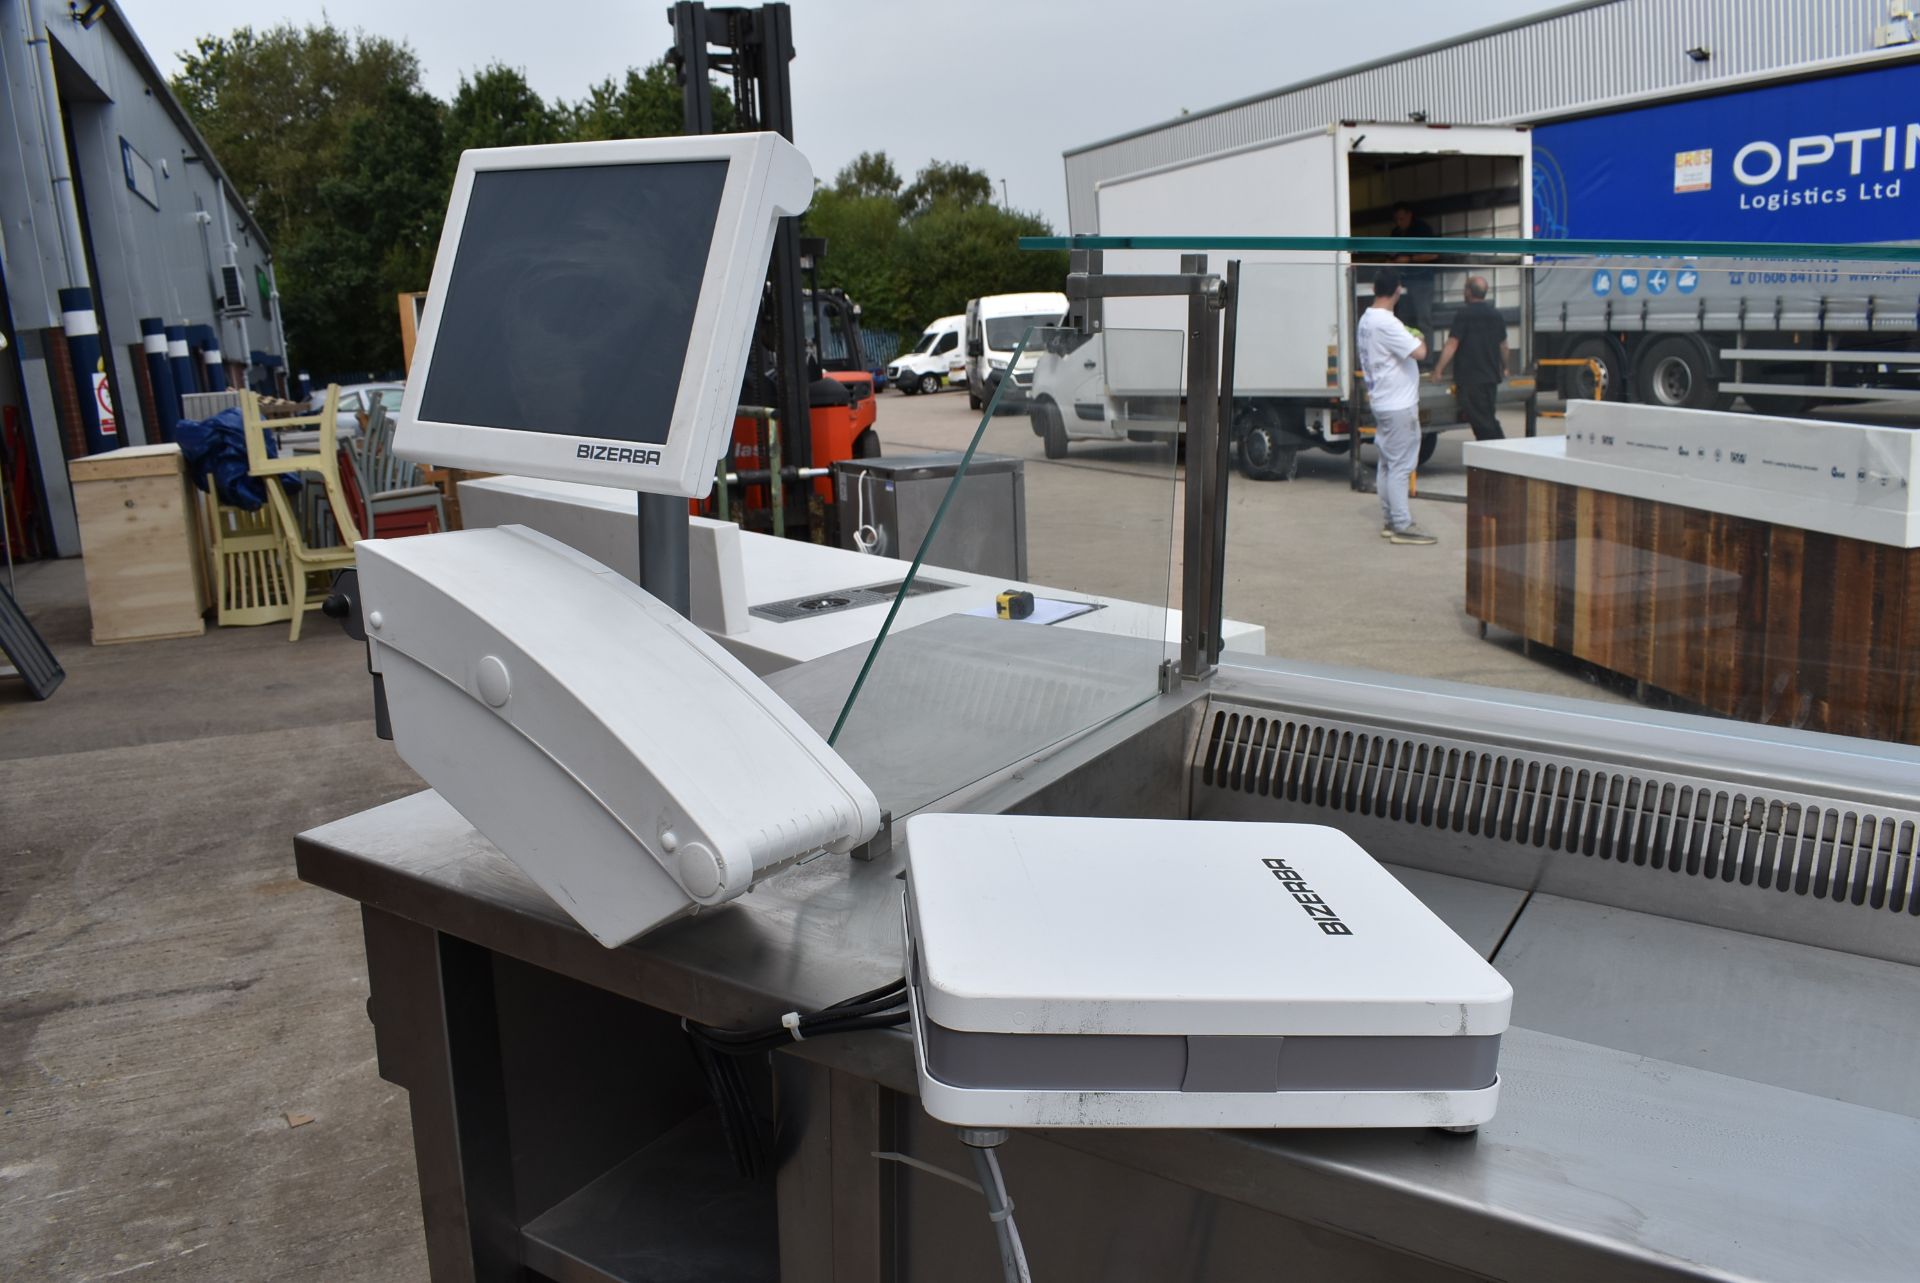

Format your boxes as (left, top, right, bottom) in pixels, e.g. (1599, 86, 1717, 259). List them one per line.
(241, 386, 362, 640)
(203, 494, 296, 628)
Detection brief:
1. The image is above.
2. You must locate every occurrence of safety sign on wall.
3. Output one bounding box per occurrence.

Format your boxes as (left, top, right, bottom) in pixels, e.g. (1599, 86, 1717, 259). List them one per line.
(94, 372, 118, 437)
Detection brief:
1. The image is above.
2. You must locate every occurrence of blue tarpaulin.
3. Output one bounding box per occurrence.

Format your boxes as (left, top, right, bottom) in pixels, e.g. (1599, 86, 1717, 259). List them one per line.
(172, 408, 302, 511)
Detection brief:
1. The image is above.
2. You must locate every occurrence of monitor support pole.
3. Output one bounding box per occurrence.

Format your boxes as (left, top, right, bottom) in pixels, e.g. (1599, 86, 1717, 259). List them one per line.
(638, 493, 691, 618)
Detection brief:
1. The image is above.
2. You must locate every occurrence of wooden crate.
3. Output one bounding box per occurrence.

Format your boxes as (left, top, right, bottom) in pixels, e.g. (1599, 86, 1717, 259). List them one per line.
(69, 444, 208, 644)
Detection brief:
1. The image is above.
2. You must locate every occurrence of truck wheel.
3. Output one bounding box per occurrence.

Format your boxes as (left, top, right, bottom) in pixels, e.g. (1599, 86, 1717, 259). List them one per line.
(851, 428, 881, 459)
(1636, 337, 1717, 409)
(1239, 417, 1298, 481)
(918, 372, 941, 395)
(1036, 398, 1070, 458)
(1566, 339, 1624, 402)
(1418, 432, 1440, 465)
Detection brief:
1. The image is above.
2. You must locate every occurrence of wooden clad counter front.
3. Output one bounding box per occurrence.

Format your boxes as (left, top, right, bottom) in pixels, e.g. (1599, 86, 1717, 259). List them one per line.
(1466, 466, 1920, 745)
(69, 444, 208, 644)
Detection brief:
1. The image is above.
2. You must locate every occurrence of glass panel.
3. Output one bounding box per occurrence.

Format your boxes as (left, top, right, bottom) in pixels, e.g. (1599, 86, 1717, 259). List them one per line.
(1179, 245, 1920, 754)
(829, 325, 1184, 816)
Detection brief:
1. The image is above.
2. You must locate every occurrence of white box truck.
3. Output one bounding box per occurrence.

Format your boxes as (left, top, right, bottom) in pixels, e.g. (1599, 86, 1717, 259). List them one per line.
(1028, 122, 1531, 477)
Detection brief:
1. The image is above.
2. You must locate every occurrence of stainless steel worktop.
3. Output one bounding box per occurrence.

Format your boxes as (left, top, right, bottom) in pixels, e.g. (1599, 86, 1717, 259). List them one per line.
(298, 784, 1920, 1283)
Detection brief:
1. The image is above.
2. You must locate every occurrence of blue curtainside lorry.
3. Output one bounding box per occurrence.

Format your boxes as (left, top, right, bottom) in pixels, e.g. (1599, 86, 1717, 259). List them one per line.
(1530, 56, 1920, 413)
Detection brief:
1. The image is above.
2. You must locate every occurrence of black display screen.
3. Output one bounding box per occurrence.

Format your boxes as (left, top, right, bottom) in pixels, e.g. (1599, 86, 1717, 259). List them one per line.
(417, 160, 728, 445)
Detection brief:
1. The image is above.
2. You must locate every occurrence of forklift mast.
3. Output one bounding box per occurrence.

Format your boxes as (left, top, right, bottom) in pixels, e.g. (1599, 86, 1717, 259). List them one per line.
(667, 2, 811, 504)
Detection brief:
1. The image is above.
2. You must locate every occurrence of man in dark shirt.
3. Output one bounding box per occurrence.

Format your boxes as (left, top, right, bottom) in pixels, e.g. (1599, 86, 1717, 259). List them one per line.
(1431, 275, 1509, 441)
(1388, 203, 1439, 331)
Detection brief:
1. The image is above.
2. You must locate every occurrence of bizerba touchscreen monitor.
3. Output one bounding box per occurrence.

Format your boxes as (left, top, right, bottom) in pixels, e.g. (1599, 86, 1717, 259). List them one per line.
(396, 132, 813, 498)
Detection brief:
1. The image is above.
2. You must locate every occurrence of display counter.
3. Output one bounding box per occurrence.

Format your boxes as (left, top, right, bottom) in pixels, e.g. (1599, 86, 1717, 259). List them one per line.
(295, 639, 1920, 1283)
(458, 474, 1266, 674)
(1465, 405, 1920, 744)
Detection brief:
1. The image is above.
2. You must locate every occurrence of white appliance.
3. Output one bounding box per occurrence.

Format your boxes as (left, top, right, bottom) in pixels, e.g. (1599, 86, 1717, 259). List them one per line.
(397, 131, 812, 497)
(902, 814, 1512, 1129)
(355, 523, 880, 946)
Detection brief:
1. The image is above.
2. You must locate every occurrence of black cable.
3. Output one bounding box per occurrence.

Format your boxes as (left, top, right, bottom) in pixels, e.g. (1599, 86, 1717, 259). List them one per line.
(826, 977, 908, 1009)
(685, 1028, 770, 1181)
(684, 980, 912, 1182)
(686, 1009, 909, 1057)
(683, 980, 911, 1058)
(814, 991, 912, 1021)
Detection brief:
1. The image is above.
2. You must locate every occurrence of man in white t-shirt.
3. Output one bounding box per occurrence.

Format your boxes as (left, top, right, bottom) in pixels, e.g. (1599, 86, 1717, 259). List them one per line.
(1357, 269, 1435, 545)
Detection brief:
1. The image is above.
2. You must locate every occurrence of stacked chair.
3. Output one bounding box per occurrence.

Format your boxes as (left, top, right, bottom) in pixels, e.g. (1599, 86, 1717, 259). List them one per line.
(340, 402, 446, 538)
(237, 386, 362, 641)
(199, 387, 445, 641)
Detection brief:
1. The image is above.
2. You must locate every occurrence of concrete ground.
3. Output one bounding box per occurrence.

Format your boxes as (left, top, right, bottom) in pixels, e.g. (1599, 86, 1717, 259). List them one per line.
(1, 559, 430, 1280)
(877, 386, 1634, 706)
(0, 391, 1640, 1280)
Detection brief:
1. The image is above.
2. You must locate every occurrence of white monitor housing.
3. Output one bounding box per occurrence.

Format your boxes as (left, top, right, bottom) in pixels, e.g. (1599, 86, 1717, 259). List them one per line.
(354, 524, 881, 946)
(903, 814, 1512, 1129)
(398, 132, 813, 498)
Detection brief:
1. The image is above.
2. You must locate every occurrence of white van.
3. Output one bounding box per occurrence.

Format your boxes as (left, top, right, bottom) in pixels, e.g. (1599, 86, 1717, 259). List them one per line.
(963, 292, 1068, 411)
(887, 315, 965, 395)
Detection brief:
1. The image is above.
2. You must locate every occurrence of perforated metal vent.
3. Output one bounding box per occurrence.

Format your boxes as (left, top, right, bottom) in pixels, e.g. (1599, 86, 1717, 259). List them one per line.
(1195, 706, 1920, 918)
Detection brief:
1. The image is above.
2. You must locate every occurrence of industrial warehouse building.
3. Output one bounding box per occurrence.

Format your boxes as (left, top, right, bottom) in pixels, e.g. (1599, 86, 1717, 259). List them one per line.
(1062, 0, 1920, 231)
(1, 0, 285, 559)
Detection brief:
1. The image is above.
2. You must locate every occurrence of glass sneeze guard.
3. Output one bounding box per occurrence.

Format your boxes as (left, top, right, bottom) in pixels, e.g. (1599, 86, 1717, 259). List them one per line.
(827, 324, 1185, 818)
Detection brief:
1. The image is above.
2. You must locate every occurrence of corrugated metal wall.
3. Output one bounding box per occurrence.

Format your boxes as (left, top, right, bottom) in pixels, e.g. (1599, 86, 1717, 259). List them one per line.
(1065, 0, 1904, 231)
(0, 0, 283, 553)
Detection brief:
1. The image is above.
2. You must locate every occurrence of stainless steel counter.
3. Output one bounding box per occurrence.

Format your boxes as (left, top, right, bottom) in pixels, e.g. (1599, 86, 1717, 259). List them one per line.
(298, 783, 1920, 1282)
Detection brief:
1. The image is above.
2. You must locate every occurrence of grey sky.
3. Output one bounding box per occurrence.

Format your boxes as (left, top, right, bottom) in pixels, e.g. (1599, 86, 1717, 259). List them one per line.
(120, 0, 1552, 230)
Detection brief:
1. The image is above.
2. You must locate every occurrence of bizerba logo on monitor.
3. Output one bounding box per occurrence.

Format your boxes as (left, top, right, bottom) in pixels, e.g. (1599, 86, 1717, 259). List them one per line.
(577, 443, 662, 467)
(1699, 122, 1920, 211)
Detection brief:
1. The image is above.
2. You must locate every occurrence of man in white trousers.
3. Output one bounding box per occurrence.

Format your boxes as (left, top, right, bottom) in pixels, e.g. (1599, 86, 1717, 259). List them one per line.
(1357, 268, 1436, 545)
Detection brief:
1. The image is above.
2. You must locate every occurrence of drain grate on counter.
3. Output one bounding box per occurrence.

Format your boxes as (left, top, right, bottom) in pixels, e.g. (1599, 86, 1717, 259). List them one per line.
(749, 578, 960, 623)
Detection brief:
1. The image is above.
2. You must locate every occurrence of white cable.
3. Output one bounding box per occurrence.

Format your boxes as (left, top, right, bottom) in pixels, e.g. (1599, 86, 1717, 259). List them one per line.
(965, 1140, 1033, 1283)
(869, 1150, 982, 1194)
(852, 466, 880, 554)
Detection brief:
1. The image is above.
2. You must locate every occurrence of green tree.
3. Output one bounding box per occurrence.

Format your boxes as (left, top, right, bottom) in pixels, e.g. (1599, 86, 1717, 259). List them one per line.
(173, 24, 420, 244)
(173, 22, 440, 374)
(560, 60, 734, 141)
(834, 151, 901, 200)
(894, 201, 1065, 332)
(447, 64, 560, 154)
(291, 84, 450, 373)
(898, 160, 994, 219)
(804, 186, 909, 338)
(800, 151, 1067, 351)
